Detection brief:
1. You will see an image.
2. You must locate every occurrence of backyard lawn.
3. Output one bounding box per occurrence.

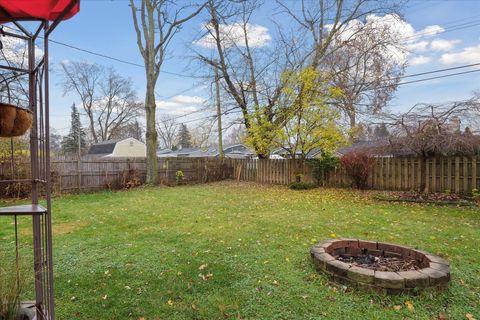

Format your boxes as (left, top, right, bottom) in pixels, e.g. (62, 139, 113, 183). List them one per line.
(1, 181, 479, 319)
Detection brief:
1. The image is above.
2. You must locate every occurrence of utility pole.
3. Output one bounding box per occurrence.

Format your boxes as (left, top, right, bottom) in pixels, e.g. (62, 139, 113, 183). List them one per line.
(214, 63, 224, 158)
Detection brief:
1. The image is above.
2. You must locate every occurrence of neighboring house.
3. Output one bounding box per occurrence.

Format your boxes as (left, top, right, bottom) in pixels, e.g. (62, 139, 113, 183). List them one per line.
(156, 144, 256, 159)
(335, 139, 414, 158)
(87, 138, 146, 158)
(222, 144, 256, 159)
(272, 147, 322, 159)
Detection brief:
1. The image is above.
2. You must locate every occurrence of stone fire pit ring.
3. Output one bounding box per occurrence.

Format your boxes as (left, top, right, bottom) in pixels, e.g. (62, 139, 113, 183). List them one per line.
(311, 239, 450, 294)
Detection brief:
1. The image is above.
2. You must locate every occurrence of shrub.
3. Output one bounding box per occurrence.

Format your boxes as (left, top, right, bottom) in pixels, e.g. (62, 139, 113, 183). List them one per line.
(288, 181, 316, 190)
(175, 170, 184, 185)
(472, 188, 480, 203)
(121, 168, 142, 189)
(309, 154, 339, 186)
(341, 152, 374, 189)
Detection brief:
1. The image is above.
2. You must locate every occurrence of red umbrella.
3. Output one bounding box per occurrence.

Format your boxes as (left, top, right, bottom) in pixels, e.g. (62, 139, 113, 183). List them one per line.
(0, 0, 79, 23)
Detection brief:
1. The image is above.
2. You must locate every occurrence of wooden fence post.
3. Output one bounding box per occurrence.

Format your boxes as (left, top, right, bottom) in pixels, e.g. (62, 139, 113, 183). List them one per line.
(472, 156, 477, 191)
(455, 157, 460, 193)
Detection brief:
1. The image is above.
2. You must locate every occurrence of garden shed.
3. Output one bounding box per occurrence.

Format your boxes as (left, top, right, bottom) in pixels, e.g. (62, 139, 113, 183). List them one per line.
(87, 137, 146, 158)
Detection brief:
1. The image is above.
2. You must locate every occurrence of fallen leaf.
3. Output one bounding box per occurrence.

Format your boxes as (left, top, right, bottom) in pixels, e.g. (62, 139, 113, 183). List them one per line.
(102, 294, 107, 300)
(466, 314, 475, 320)
(167, 299, 174, 306)
(393, 305, 401, 311)
(405, 300, 414, 311)
(198, 264, 208, 271)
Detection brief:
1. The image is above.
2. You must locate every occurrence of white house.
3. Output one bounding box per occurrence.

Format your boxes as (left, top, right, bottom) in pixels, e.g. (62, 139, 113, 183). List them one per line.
(87, 138, 146, 158)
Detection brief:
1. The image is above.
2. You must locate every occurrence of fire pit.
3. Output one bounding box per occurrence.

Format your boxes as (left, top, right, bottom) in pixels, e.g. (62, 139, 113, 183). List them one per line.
(311, 239, 450, 294)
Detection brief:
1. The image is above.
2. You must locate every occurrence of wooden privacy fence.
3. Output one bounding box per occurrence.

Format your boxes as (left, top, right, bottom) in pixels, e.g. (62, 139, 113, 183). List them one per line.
(1, 156, 479, 194)
(0, 157, 233, 193)
(230, 156, 480, 194)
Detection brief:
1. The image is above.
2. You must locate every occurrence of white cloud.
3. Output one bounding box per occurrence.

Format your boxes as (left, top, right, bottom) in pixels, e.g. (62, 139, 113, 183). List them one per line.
(326, 14, 452, 66)
(406, 40, 429, 52)
(194, 23, 271, 48)
(430, 39, 461, 51)
(410, 55, 432, 65)
(156, 95, 207, 115)
(417, 25, 445, 37)
(440, 45, 480, 64)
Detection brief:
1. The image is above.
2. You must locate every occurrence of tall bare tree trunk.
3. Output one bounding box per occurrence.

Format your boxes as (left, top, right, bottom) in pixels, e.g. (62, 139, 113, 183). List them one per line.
(214, 65, 224, 159)
(145, 81, 158, 184)
(130, 0, 203, 184)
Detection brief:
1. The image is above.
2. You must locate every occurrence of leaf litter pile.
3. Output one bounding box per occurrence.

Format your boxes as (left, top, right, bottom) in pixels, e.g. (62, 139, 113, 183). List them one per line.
(336, 254, 420, 272)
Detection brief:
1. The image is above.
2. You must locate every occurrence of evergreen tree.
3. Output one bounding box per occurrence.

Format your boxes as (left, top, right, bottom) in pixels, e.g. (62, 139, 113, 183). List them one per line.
(61, 103, 87, 155)
(373, 123, 389, 140)
(177, 124, 192, 149)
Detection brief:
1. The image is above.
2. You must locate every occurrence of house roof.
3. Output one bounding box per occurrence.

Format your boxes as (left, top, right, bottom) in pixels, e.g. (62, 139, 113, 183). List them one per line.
(88, 142, 117, 155)
(272, 147, 322, 159)
(156, 144, 256, 158)
(87, 138, 144, 155)
(336, 139, 415, 157)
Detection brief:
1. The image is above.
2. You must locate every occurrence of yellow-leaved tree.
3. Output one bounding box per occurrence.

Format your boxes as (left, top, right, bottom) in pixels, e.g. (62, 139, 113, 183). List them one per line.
(279, 67, 346, 174)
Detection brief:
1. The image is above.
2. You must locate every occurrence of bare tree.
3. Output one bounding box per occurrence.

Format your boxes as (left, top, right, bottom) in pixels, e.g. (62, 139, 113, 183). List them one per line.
(60, 61, 102, 142)
(130, 0, 205, 184)
(60, 61, 142, 143)
(156, 115, 179, 149)
(110, 120, 144, 142)
(195, 0, 289, 158)
(0, 35, 29, 107)
(324, 15, 406, 136)
(196, 0, 402, 157)
(381, 98, 480, 192)
(191, 119, 215, 148)
(224, 124, 246, 146)
(277, 1, 404, 141)
(96, 68, 143, 141)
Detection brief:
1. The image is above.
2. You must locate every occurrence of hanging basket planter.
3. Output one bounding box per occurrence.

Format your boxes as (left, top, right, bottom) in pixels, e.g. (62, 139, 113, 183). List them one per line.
(0, 103, 33, 137)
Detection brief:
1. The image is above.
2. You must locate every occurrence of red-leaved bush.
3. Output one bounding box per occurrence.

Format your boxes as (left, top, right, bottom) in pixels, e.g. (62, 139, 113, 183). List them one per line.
(341, 152, 375, 189)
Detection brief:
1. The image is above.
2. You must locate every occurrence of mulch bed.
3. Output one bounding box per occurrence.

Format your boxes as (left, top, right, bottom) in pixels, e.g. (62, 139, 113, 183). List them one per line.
(374, 191, 477, 206)
(337, 254, 420, 272)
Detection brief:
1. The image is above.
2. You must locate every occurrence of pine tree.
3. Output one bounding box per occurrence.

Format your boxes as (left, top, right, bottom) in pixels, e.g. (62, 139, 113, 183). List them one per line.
(373, 123, 389, 140)
(61, 103, 87, 155)
(177, 124, 192, 149)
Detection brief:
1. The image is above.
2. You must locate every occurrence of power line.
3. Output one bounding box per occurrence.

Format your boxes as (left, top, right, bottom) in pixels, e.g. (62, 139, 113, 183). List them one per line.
(374, 68, 480, 90)
(400, 18, 480, 42)
(2, 25, 195, 79)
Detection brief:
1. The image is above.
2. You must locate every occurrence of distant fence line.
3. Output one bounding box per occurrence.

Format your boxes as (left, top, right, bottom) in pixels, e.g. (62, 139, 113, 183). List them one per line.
(230, 156, 479, 194)
(0, 156, 478, 194)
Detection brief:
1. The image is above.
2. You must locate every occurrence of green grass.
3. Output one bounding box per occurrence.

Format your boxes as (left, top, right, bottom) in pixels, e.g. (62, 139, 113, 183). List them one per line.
(1, 181, 479, 319)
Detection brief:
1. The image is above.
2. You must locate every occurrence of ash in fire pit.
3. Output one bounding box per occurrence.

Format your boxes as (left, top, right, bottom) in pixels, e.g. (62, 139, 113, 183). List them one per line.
(311, 239, 450, 294)
(337, 254, 419, 272)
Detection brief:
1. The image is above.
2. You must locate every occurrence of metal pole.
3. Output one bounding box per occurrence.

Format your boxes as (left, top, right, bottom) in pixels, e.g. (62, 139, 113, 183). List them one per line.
(44, 20, 56, 320)
(29, 32, 44, 319)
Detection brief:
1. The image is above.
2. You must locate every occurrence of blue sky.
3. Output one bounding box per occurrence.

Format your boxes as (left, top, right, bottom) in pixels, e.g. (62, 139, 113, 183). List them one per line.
(5, 0, 480, 135)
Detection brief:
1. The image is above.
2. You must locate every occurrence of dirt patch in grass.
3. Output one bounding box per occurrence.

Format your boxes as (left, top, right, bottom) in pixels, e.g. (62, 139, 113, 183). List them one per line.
(20, 221, 87, 237)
